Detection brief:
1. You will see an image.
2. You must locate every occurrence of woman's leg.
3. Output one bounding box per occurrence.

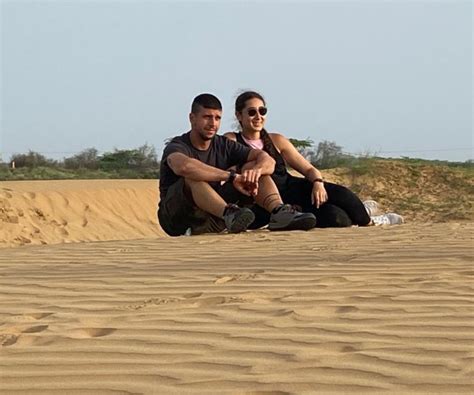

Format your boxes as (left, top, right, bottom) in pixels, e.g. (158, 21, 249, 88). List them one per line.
(313, 203, 352, 228)
(323, 182, 371, 226)
(281, 177, 370, 227)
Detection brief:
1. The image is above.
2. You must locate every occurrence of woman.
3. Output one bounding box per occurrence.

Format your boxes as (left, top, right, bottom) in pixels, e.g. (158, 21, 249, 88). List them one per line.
(225, 90, 402, 228)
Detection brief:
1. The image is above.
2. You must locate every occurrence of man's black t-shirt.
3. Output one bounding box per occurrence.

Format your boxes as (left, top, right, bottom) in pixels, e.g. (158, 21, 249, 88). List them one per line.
(159, 132, 251, 199)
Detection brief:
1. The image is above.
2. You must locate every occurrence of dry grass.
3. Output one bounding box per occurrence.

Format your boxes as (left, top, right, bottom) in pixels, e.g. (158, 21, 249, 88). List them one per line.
(322, 159, 474, 222)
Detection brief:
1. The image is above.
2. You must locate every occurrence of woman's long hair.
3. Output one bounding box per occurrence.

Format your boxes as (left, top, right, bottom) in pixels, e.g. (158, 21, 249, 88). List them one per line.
(235, 91, 279, 159)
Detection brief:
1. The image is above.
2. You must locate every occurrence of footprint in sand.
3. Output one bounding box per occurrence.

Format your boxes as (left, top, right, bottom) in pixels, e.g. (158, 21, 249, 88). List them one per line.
(22, 325, 49, 333)
(59, 228, 69, 236)
(214, 276, 236, 284)
(30, 207, 46, 219)
(336, 305, 359, 314)
(5, 215, 19, 224)
(214, 271, 264, 284)
(195, 293, 270, 307)
(14, 236, 31, 244)
(1, 190, 13, 198)
(30, 227, 42, 238)
(341, 345, 358, 353)
(195, 296, 227, 307)
(0, 198, 11, 208)
(120, 293, 203, 311)
(122, 297, 180, 310)
(183, 292, 203, 299)
(0, 334, 18, 347)
(0, 322, 50, 347)
(10, 312, 53, 322)
(69, 328, 116, 339)
(107, 248, 136, 254)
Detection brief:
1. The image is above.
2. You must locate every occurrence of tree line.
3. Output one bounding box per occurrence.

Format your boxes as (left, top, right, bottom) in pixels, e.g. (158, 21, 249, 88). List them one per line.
(2, 140, 348, 170)
(1, 140, 470, 181)
(7, 143, 158, 169)
(0, 144, 160, 180)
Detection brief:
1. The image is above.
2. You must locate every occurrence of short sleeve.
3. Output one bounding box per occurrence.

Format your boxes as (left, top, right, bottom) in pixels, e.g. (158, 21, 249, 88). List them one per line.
(225, 138, 252, 167)
(162, 139, 191, 160)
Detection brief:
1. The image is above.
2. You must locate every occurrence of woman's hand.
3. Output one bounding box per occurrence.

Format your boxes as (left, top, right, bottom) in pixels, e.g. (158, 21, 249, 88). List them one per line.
(241, 167, 262, 186)
(311, 182, 328, 208)
(233, 174, 259, 197)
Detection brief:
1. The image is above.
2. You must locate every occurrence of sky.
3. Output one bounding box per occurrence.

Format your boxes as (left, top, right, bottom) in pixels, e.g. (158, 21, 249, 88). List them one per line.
(1, 0, 472, 162)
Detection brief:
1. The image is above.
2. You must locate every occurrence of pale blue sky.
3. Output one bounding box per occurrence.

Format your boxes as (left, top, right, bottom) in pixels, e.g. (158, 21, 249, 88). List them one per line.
(1, 0, 472, 162)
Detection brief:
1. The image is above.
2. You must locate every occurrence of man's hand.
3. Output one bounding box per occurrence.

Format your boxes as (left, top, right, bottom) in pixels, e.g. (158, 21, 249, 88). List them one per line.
(233, 174, 259, 197)
(311, 182, 328, 208)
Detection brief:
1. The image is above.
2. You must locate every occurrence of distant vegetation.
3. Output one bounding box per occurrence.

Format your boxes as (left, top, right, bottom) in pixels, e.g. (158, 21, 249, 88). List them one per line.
(0, 140, 472, 181)
(0, 143, 160, 180)
(290, 138, 473, 171)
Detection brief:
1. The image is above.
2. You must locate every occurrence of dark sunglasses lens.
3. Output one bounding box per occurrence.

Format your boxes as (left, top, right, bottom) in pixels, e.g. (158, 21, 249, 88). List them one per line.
(247, 109, 257, 116)
(258, 107, 268, 116)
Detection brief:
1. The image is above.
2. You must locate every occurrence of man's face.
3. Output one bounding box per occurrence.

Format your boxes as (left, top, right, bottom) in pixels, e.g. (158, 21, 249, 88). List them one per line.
(189, 106, 222, 141)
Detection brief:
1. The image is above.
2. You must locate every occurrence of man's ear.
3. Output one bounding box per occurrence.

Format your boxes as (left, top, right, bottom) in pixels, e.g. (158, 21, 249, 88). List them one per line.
(189, 112, 194, 124)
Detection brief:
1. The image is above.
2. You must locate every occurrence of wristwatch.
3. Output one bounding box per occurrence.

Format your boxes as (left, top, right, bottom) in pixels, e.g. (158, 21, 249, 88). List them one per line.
(227, 169, 237, 183)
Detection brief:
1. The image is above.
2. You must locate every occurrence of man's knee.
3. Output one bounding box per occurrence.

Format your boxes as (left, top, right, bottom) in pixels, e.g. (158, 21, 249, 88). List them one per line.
(183, 178, 213, 201)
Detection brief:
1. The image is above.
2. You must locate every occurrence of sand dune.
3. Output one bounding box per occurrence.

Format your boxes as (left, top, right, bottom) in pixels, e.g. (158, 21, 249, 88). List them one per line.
(0, 180, 164, 248)
(1, 221, 473, 393)
(1, 174, 472, 248)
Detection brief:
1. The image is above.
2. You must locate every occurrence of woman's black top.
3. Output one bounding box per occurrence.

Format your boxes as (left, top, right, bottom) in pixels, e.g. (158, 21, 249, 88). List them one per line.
(235, 131, 288, 181)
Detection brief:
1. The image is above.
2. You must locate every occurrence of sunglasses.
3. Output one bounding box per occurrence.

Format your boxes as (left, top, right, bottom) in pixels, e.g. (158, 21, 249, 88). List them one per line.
(247, 106, 268, 117)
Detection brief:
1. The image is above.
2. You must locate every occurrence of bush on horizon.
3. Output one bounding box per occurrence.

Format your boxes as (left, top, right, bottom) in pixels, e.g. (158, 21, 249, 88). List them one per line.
(0, 143, 160, 180)
(1, 141, 471, 181)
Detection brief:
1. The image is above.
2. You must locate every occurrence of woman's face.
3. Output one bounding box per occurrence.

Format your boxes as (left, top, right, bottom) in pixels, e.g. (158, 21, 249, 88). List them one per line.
(237, 98, 267, 134)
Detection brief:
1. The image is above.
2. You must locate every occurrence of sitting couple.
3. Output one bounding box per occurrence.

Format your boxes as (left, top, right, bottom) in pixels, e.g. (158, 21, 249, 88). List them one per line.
(158, 92, 402, 236)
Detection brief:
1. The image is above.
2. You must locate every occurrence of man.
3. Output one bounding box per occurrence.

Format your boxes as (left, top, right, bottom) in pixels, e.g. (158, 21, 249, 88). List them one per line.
(158, 93, 316, 236)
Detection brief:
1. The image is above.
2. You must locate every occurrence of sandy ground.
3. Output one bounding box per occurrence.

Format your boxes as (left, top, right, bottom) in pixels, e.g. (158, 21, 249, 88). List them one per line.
(0, 180, 473, 394)
(0, 180, 164, 248)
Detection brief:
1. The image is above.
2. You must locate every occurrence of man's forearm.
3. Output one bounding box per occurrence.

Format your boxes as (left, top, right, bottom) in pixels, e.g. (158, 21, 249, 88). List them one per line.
(254, 152, 276, 175)
(178, 157, 230, 182)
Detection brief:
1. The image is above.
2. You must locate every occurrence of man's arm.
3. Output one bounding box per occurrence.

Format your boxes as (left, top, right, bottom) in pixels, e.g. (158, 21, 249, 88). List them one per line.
(167, 152, 231, 182)
(246, 149, 275, 175)
(235, 149, 276, 193)
(168, 151, 264, 197)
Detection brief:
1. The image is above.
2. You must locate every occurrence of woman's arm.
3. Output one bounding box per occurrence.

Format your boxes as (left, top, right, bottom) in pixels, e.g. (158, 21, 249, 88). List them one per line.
(270, 133, 323, 181)
(270, 133, 327, 208)
(223, 132, 237, 141)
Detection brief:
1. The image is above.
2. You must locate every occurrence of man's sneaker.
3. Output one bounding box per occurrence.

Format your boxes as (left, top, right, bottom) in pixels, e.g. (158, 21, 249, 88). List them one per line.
(268, 204, 316, 231)
(223, 204, 255, 233)
(371, 213, 404, 226)
(363, 200, 381, 216)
